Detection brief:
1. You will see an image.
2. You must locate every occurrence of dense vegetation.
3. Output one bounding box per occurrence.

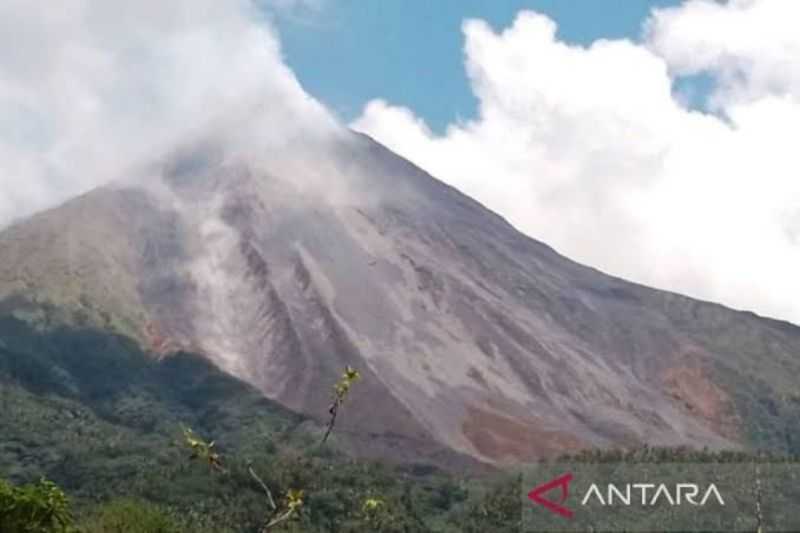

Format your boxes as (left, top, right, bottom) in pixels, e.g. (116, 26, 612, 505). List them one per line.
(1, 311, 797, 531)
(0, 312, 517, 531)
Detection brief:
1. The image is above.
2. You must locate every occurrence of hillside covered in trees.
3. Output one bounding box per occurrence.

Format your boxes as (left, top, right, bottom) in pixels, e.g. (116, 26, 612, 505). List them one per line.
(2, 311, 798, 532)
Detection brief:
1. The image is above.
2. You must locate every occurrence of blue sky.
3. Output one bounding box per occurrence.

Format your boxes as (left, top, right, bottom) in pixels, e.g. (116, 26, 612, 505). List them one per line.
(272, 0, 682, 133)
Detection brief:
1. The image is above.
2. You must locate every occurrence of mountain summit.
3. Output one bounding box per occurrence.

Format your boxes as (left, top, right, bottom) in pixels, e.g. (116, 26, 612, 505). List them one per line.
(1, 131, 798, 465)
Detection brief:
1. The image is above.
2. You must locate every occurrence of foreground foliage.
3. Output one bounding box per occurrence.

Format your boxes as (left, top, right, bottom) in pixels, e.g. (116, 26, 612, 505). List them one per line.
(0, 314, 479, 531)
(0, 478, 75, 533)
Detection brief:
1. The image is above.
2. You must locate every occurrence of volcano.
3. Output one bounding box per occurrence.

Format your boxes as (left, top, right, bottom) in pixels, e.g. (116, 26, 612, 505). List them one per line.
(1, 130, 799, 466)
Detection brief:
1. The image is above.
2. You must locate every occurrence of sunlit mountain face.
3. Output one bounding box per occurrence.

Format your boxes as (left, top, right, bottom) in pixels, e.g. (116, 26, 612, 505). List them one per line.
(2, 129, 799, 468)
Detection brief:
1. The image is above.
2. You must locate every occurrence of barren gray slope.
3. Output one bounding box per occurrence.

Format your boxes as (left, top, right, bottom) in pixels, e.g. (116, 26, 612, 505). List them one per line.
(2, 131, 799, 465)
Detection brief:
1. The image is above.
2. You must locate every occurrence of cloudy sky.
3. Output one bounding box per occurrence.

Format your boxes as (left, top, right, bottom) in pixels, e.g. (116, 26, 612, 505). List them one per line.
(1, 0, 799, 325)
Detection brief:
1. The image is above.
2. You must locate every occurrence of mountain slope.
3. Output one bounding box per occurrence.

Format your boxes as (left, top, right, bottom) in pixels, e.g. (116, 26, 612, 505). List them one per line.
(0, 312, 306, 490)
(1, 131, 799, 465)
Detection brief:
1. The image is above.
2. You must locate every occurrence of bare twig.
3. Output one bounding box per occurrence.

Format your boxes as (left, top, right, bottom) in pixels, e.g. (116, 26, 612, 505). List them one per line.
(181, 368, 360, 530)
(262, 508, 296, 532)
(321, 401, 339, 445)
(248, 465, 277, 512)
(754, 463, 764, 533)
(182, 426, 304, 531)
(261, 489, 304, 532)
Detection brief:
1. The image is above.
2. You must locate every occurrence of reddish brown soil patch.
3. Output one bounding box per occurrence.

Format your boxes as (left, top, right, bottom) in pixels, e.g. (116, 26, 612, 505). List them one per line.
(462, 405, 585, 463)
(143, 321, 188, 357)
(661, 364, 739, 439)
(144, 322, 168, 353)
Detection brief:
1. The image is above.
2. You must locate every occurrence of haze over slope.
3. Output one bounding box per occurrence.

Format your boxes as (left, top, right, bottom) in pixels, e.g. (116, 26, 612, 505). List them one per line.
(2, 127, 799, 465)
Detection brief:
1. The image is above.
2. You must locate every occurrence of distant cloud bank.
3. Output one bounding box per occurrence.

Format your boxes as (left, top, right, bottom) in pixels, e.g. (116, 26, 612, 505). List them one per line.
(353, 0, 800, 325)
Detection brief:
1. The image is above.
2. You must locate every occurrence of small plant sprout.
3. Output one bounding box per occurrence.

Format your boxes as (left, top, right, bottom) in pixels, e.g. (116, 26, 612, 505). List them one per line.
(183, 427, 224, 472)
(285, 489, 304, 512)
(362, 496, 384, 513)
(322, 365, 361, 445)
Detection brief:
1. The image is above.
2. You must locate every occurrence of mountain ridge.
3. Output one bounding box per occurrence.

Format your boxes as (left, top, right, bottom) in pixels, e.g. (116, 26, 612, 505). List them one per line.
(1, 131, 799, 465)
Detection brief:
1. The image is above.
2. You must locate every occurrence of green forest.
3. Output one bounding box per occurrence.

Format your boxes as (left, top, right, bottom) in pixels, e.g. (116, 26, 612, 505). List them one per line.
(1, 313, 797, 532)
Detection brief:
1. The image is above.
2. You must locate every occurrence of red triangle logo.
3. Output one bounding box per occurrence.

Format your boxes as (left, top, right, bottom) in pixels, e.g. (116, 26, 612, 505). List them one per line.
(527, 472, 574, 519)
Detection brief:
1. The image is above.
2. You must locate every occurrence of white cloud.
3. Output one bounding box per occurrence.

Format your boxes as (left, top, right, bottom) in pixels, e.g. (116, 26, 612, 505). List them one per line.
(352, 1, 800, 324)
(646, 0, 800, 108)
(0, 0, 336, 226)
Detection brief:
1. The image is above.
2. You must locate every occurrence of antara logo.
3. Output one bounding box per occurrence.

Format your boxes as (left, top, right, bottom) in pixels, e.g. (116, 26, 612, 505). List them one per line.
(528, 473, 575, 518)
(581, 482, 725, 507)
(528, 473, 725, 519)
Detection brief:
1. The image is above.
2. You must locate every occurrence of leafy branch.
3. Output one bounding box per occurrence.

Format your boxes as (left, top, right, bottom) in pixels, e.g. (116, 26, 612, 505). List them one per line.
(183, 427, 224, 472)
(182, 366, 361, 531)
(321, 365, 361, 445)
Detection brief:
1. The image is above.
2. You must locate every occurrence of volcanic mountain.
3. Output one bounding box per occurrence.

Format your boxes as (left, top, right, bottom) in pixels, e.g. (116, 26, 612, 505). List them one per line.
(1, 130, 799, 466)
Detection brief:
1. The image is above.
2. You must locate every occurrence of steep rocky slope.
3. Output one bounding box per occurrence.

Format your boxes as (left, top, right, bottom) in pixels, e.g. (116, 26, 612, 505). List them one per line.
(1, 131, 798, 465)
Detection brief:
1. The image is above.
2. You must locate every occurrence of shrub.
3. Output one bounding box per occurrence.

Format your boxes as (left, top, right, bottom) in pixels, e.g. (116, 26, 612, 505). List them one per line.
(0, 477, 75, 533)
(79, 499, 182, 533)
